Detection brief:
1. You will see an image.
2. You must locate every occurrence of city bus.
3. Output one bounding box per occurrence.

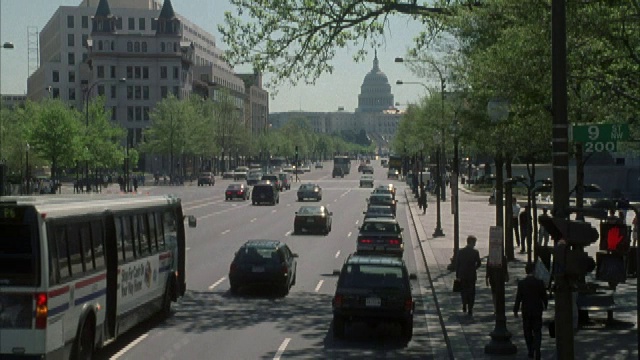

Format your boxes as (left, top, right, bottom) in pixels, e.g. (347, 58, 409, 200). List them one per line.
(0, 194, 196, 359)
(333, 155, 352, 175)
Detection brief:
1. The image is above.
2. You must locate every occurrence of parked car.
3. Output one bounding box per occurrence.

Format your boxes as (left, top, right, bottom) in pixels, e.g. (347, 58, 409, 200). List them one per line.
(278, 172, 292, 190)
(332, 253, 415, 341)
(356, 217, 404, 256)
(297, 183, 322, 201)
(225, 183, 250, 200)
(362, 205, 395, 220)
(360, 174, 374, 188)
(198, 172, 215, 186)
(228, 240, 298, 296)
(252, 181, 279, 205)
(294, 205, 333, 235)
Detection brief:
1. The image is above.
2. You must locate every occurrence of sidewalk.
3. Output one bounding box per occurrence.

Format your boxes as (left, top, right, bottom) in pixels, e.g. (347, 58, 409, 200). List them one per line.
(405, 185, 638, 359)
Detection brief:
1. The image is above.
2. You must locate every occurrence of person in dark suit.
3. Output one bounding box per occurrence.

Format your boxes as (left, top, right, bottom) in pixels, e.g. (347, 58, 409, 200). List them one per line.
(514, 262, 548, 359)
(456, 235, 482, 315)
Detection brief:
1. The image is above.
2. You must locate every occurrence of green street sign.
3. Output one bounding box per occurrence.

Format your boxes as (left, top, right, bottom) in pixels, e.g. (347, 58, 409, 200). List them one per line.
(572, 124, 630, 153)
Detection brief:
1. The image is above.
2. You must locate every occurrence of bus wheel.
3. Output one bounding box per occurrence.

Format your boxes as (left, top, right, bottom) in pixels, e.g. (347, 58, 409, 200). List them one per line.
(161, 279, 174, 319)
(72, 316, 95, 360)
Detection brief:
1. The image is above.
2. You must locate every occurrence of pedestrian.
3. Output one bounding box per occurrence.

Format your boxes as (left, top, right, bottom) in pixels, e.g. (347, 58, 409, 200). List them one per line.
(133, 177, 138, 193)
(538, 208, 550, 247)
(633, 215, 638, 247)
(512, 197, 521, 249)
(519, 205, 532, 254)
(486, 254, 509, 313)
(419, 183, 427, 214)
(456, 235, 482, 315)
(514, 262, 548, 360)
(117, 175, 124, 192)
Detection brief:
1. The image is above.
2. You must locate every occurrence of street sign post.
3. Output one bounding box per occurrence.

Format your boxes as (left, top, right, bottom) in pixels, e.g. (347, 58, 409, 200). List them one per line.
(571, 124, 630, 152)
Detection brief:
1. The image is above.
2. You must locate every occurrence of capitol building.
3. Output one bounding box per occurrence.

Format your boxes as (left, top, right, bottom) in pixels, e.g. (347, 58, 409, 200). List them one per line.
(269, 52, 402, 152)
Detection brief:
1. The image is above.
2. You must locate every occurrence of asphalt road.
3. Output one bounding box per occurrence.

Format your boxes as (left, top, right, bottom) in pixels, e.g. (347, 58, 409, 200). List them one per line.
(93, 161, 436, 360)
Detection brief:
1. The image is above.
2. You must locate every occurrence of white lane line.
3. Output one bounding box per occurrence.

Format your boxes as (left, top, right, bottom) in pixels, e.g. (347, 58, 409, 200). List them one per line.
(186, 247, 191, 252)
(285, 230, 292, 237)
(273, 338, 291, 360)
(251, 218, 257, 223)
(221, 229, 230, 235)
(355, 220, 359, 225)
(110, 333, 148, 360)
(208, 277, 226, 290)
(271, 209, 277, 213)
(335, 250, 341, 258)
(287, 203, 291, 207)
(333, 199, 338, 203)
(315, 280, 324, 292)
(347, 231, 352, 237)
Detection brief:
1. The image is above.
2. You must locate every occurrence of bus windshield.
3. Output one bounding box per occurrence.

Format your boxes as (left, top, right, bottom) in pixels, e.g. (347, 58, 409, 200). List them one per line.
(0, 223, 39, 286)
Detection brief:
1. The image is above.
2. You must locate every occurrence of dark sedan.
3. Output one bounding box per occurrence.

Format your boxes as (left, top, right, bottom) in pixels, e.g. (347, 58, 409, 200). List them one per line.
(367, 193, 397, 216)
(225, 183, 249, 200)
(372, 186, 395, 200)
(356, 217, 404, 256)
(363, 205, 395, 220)
(294, 205, 333, 235)
(297, 183, 323, 201)
(228, 240, 298, 296)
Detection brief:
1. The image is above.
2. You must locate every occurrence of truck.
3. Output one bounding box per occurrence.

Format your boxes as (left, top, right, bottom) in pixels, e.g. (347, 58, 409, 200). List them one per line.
(388, 155, 403, 172)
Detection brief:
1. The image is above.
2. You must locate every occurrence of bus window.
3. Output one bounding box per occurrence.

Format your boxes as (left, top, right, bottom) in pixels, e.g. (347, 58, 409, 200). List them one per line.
(114, 217, 125, 262)
(0, 221, 39, 286)
(47, 227, 60, 285)
(156, 212, 165, 250)
(54, 226, 71, 280)
(138, 214, 150, 256)
(79, 223, 94, 271)
(122, 216, 136, 260)
(67, 224, 85, 275)
(91, 220, 105, 270)
(148, 212, 158, 252)
(163, 211, 177, 249)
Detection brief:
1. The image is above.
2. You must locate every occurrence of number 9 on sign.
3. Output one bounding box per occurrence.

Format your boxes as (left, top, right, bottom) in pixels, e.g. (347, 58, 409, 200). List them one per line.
(588, 125, 599, 140)
(584, 141, 616, 153)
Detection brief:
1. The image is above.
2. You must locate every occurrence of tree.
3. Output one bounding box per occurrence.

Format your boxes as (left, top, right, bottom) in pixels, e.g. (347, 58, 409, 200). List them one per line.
(85, 97, 127, 175)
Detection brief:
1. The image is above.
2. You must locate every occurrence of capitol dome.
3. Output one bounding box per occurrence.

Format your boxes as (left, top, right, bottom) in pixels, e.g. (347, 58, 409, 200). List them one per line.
(356, 51, 394, 113)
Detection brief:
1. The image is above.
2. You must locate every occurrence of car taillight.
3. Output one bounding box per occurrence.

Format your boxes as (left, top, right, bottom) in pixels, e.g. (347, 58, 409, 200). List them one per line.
(281, 265, 289, 274)
(226, 191, 231, 195)
(333, 294, 343, 308)
(239, 190, 244, 194)
(35, 293, 48, 329)
(229, 263, 237, 273)
(359, 239, 373, 244)
(404, 297, 414, 311)
(388, 239, 400, 245)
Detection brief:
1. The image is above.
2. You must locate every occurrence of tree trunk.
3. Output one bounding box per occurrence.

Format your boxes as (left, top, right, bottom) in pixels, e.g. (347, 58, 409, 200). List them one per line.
(504, 157, 514, 260)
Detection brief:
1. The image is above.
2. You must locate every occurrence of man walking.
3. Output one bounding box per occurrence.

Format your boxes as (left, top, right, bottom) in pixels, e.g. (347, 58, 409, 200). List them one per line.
(512, 197, 521, 249)
(514, 262, 548, 359)
(419, 183, 427, 214)
(519, 205, 532, 254)
(456, 235, 482, 315)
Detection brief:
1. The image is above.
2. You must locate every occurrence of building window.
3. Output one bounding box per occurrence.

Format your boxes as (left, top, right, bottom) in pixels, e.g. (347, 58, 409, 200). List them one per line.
(127, 42, 133, 52)
(160, 42, 165, 52)
(160, 66, 167, 79)
(68, 71, 75, 83)
(143, 86, 149, 100)
(173, 66, 179, 80)
(151, 19, 157, 31)
(134, 67, 141, 79)
(126, 66, 133, 79)
(116, 18, 123, 30)
(110, 66, 116, 79)
(67, 15, 74, 28)
(111, 41, 115, 51)
(111, 107, 117, 121)
(81, 16, 88, 29)
(135, 107, 142, 121)
(143, 106, 150, 121)
(111, 85, 117, 99)
(142, 67, 149, 79)
(68, 53, 75, 65)
(134, 42, 140, 52)
(141, 42, 147, 52)
(82, 34, 88, 47)
(98, 40, 103, 51)
(97, 65, 105, 79)
(160, 86, 168, 98)
(69, 88, 76, 101)
(127, 106, 134, 121)
(135, 86, 141, 100)
(82, 53, 88, 63)
(52, 88, 60, 98)
(52, 70, 59, 83)
(128, 17, 135, 30)
(173, 86, 179, 97)
(139, 18, 146, 30)
(127, 86, 133, 100)
(68, 34, 75, 47)
(97, 85, 105, 96)
(173, 42, 178, 52)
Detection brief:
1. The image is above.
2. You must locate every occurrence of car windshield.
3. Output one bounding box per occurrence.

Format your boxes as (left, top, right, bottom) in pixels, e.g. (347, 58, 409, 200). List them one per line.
(361, 175, 373, 180)
(235, 247, 282, 264)
(228, 184, 241, 190)
(370, 196, 392, 204)
(340, 264, 405, 290)
(298, 206, 323, 215)
(300, 184, 315, 190)
(367, 207, 393, 216)
(361, 222, 399, 233)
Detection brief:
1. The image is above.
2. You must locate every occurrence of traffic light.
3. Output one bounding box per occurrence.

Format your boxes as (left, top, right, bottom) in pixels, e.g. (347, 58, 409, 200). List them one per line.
(538, 214, 599, 246)
(565, 246, 596, 277)
(600, 223, 630, 253)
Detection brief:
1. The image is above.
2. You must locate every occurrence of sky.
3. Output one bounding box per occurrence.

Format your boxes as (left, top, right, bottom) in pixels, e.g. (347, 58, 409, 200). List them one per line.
(0, 0, 435, 113)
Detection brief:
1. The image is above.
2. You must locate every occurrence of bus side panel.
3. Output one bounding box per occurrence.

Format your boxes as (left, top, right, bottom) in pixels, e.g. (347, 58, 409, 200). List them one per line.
(175, 205, 186, 297)
(104, 214, 118, 340)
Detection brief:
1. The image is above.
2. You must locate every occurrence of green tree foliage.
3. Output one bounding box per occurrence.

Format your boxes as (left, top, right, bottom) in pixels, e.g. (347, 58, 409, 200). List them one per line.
(85, 97, 127, 172)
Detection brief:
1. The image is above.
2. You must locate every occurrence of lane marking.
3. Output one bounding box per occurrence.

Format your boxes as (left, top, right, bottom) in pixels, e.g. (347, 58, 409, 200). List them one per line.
(273, 338, 291, 360)
(221, 229, 230, 235)
(285, 230, 292, 237)
(335, 250, 341, 258)
(347, 231, 352, 237)
(315, 280, 324, 292)
(110, 333, 148, 359)
(208, 277, 226, 290)
(186, 247, 191, 252)
(287, 203, 291, 207)
(333, 199, 338, 203)
(251, 218, 257, 223)
(355, 220, 359, 225)
(271, 209, 277, 213)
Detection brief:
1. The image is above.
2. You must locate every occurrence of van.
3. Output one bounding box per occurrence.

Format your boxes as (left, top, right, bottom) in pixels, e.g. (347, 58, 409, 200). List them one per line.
(252, 181, 279, 205)
(261, 174, 281, 190)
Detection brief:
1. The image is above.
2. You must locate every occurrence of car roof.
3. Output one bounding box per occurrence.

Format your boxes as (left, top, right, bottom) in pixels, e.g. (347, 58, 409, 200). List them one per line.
(346, 253, 405, 266)
(370, 193, 392, 198)
(362, 217, 398, 224)
(227, 183, 243, 188)
(242, 240, 283, 249)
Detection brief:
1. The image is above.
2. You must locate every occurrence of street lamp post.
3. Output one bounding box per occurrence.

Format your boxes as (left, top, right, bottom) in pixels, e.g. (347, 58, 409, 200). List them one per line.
(433, 133, 445, 238)
(447, 119, 461, 271)
(25, 143, 30, 195)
